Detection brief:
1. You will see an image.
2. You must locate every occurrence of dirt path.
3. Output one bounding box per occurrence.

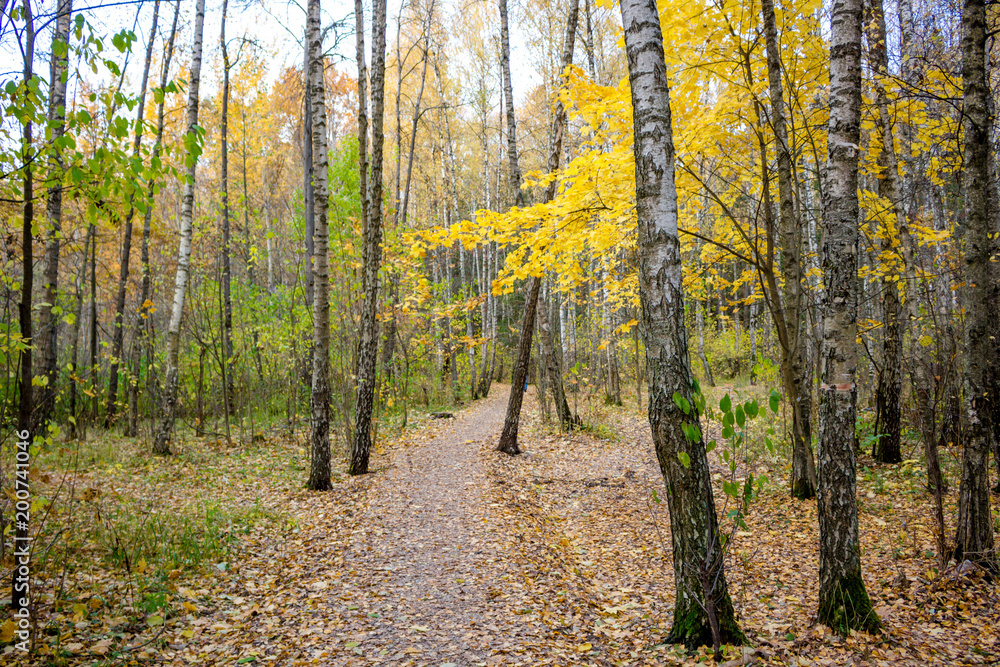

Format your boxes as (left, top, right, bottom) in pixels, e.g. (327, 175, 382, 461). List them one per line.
(228, 385, 544, 666)
(338, 386, 515, 665)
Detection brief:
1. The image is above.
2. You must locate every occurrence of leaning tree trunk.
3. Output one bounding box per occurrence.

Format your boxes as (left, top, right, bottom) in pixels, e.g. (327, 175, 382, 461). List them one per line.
(762, 0, 818, 498)
(36, 0, 72, 430)
(350, 0, 388, 475)
(499, 0, 581, 444)
(954, 0, 997, 571)
(494, 0, 537, 454)
(816, 0, 881, 634)
(128, 0, 180, 438)
(153, 0, 206, 455)
(306, 0, 332, 491)
(620, 0, 743, 649)
(497, 277, 542, 455)
(105, 0, 158, 428)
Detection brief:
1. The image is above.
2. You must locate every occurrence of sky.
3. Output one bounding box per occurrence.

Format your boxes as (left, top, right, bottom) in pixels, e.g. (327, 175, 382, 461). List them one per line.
(0, 0, 542, 108)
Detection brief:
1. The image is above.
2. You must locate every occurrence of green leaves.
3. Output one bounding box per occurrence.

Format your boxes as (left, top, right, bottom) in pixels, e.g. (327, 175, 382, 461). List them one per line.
(769, 389, 781, 414)
(677, 451, 691, 468)
(671, 391, 691, 414)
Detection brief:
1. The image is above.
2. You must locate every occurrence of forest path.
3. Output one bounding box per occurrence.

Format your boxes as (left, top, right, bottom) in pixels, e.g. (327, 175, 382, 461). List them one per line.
(336, 383, 519, 665)
(231, 384, 548, 667)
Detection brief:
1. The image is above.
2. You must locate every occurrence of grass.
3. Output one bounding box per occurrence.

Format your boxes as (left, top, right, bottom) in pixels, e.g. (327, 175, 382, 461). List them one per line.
(3, 428, 296, 641)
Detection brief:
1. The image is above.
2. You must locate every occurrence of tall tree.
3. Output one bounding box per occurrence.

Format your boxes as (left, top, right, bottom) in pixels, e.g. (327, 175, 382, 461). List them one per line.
(306, 0, 332, 490)
(498, 0, 523, 207)
(761, 0, 818, 497)
(815, 0, 881, 633)
(954, 0, 997, 571)
(153, 0, 207, 455)
(105, 0, 159, 427)
(36, 0, 72, 430)
(12, 0, 36, 617)
(219, 0, 235, 431)
(864, 0, 901, 466)
(620, 0, 743, 648)
(350, 0, 388, 475)
(497, 0, 581, 453)
(537, 0, 581, 430)
(129, 0, 181, 438)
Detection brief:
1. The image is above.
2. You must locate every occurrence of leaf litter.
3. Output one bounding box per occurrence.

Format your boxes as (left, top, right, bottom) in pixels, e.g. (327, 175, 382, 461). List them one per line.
(3, 385, 998, 665)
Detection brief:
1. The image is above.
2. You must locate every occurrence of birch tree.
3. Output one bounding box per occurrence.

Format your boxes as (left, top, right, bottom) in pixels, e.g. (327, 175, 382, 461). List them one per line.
(620, 0, 742, 648)
(307, 0, 332, 490)
(36, 0, 72, 429)
(351, 0, 388, 475)
(815, 0, 881, 633)
(954, 0, 997, 571)
(761, 0, 818, 498)
(153, 0, 207, 455)
(129, 0, 181, 437)
(105, 0, 158, 427)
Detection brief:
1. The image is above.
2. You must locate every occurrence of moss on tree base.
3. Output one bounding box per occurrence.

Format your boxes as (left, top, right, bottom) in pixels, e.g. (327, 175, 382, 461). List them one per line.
(818, 573, 882, 636)
(664, 596, 746, 650)
(790, 477, 815, 500)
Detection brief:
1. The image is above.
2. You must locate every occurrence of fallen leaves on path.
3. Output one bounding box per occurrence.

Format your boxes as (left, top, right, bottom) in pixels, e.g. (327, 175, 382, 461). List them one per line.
(3, 386, 998, 666)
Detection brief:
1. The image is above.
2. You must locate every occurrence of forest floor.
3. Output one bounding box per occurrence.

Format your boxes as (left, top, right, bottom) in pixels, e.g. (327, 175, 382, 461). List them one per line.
(2, 384, 999, 665)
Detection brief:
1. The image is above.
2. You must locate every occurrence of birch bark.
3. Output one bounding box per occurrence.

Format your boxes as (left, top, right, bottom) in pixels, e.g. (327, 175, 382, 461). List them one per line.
(620, 0, 742, 647)
(153, 0, 206, 455)
(307, 0, 333, 490)
(816, 0, 881, 632)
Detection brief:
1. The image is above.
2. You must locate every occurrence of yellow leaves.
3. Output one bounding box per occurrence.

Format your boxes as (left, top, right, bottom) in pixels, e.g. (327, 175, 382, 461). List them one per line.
(0, 619, 15, 642)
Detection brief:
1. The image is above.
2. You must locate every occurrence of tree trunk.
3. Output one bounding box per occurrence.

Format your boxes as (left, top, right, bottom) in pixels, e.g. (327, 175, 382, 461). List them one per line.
(355, 0, 369, 268)
(500, 0, 580, 438)
(69, 229, 91, 441)
(696, 302, 714, 386)
(350, 0, 388, 475)
(106, 0, 158, 428)
(219, 0, 235, 419)
(538, 280, 577, 428)
(88, 221, 98, 423)
(954, 0, 997, 571)
(816, 0, 881, 634)
(303, 40, 315, 313)
(36, 0, 72, 429)
(498, 0, 524, 207)
(153, 0, 206, 455)
(307, 0, 332, 491)
(12, 0, 36, 616)
(498, 276, 542, 455)
(864, 0, 903, 465)
(128, 0, 180, 439)
(620, 0, 743, 649)
(761, 0, 818, 498)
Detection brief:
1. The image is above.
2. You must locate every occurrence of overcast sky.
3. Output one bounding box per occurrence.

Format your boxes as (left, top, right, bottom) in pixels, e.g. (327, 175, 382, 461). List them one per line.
(0, 0, 541, 109)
